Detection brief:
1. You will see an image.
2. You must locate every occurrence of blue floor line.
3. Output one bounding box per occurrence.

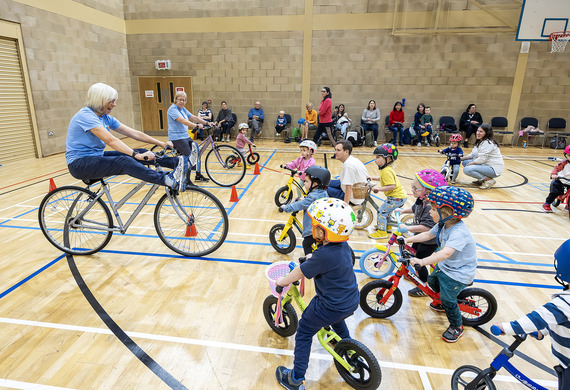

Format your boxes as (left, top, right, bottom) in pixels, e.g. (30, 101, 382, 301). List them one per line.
(0, 254, 66, 299)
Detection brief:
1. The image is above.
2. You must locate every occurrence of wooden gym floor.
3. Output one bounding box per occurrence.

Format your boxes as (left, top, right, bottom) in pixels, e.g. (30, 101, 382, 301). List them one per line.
(0, 138, 565, 389)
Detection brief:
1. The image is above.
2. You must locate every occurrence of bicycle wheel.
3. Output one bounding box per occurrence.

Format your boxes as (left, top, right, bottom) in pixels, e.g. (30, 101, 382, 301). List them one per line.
(269, 223, 296, 254)
(360, 279, 402, 319)
(458, 288, 498, 327)
(204, 144, 246, 187)
(451, 365, 496, 390)
(274, 186, 293, 207)
(154, 187, 228, 257)
(38, 186, 113, 255)
(435, 135, 440, 147)
(334, 339, 382, 390)
(247, 152, 260, 165)
(353, 204, 374, 230)
(359, 248, 397, 279)
(262, 295, 298, 337)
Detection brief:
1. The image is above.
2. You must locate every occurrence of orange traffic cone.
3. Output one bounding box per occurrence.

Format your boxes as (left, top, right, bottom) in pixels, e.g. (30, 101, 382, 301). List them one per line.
(230, 185, 239, 202)
(254, 162, 261, 175)
(48, 178, 57, 192)
(185, 216, 198, 237)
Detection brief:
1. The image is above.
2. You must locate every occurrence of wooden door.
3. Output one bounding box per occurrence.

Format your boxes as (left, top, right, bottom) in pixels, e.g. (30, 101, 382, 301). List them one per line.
(137, 76, 193, 135)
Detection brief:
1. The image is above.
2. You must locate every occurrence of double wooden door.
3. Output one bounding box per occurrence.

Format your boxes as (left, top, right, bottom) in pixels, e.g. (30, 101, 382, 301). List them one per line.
(138, 76, 193, 135)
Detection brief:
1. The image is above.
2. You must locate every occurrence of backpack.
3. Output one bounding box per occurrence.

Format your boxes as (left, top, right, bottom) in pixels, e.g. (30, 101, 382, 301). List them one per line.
(346, 130, 362, 147)
(213, 127, 222, 141)
(290, 127, 301, 139)
(402, 128, 411, 145)
(550, 136, 567, 149)
(441, 122, 457, 133)
(365, 130, 374, 147)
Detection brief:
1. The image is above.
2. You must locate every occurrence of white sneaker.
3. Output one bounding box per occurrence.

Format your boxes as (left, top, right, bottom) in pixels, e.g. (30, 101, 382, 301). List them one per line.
(417, 142, 421, 147)
(374, 141, 378, 146)
(425, 142, 430, 147)
(479, 179, 496, 189)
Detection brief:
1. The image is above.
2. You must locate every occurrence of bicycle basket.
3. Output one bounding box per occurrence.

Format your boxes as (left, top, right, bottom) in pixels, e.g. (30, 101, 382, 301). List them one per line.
(266, 261, 293, 297)
(352, 182, 369, 199)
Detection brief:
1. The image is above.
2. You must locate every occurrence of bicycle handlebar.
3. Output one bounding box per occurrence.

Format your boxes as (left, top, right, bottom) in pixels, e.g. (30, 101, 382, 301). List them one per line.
(280, 165, 298, 175)
(491, 325, 540, 340)
(394, 211, 408, 234)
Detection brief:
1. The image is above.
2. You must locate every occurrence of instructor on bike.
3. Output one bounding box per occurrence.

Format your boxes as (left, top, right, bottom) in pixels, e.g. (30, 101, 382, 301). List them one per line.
(66, 83, 188, 191)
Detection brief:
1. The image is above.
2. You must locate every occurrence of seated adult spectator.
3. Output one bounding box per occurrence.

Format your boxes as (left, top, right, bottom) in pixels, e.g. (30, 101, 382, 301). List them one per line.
(214, 101, 235, 143)
(301, 102, 318, 140)
(197, 101, 213, 140)
(248, 101, 264, 141)
(461, 124, 504, 189)
(459, 103, 483, 148)
(361, 100, 381, 146)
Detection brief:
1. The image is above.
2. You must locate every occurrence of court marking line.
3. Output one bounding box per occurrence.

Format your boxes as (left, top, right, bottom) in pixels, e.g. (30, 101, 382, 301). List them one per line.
(0, 378, 76, 390)
(0, 317, 558, 388)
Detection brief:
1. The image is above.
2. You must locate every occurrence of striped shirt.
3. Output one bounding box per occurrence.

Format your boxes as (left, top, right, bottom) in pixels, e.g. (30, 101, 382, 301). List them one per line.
(501, 289, 570, 368)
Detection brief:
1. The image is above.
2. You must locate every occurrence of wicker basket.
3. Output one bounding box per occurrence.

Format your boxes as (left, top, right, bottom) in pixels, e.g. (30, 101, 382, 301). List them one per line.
(352, 182, 369, 199)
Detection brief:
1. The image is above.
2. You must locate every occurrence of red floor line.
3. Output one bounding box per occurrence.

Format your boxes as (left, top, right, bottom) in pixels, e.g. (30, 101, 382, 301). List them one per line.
(0, 167, 69, 191)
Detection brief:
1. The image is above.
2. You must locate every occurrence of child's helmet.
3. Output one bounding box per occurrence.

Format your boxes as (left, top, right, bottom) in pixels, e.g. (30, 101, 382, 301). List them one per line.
(564, 145, 570, 156)
(305, 166, 330, 189)
(300, 140, 317, 154)
(373, 143, 398, 169)
(554, 239, 570, 285)
(449, 133, 463, 142)
(298, 118, 306, 125)
(238, 123, 249, 130)
(426, 186, 474, 218)
(308, 198, 355, 242)
(415, 169, 447, 190)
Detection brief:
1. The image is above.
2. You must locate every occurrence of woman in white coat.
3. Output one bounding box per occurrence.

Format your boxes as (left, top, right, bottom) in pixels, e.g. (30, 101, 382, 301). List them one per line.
(461, 124, 504, 189)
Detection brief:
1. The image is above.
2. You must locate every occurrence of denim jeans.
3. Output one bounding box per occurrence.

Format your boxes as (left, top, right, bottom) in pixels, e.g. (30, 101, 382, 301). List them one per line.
(336, 122, 349, 139)
(462, 159, 498, 181)
(68, 149, 178, 186)
(293, 296, 356, 378)
(428, 265, 468, 328)
(376, 196, 406, 231)
(389, 125, 403, 144)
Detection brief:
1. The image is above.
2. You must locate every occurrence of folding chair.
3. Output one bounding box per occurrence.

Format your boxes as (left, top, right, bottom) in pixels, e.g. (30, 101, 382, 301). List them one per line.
(547, 118, 568, 149)
(490, 116, 513, 147)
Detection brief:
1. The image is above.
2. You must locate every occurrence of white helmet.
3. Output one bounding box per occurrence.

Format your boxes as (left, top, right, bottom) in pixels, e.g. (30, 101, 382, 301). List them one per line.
(307, 198, 355, 242)
(299, 140, 317, 154)
(238, 123, 249, 130)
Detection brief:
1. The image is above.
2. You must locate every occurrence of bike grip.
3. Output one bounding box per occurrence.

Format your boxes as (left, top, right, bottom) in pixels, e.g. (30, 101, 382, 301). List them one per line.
(298, 256, 307, 264)
(399, 226, 407, 234)
(143, 156, 149, 161)
(278, 207, 284, 213)
(490, 325, 503, 336)
(275, 285, 283, 294)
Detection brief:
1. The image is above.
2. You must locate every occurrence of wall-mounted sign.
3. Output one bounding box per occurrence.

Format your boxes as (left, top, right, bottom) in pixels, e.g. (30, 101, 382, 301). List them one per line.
(145, 90, 154, 98)
(175, 87, 184, 93)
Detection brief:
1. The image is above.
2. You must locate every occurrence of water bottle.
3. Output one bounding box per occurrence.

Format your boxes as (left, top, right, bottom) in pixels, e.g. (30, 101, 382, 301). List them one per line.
(523, 140, 527, 148)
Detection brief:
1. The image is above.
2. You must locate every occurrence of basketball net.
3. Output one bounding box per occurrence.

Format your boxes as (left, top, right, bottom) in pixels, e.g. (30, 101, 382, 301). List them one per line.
(550, 31, 570, 53)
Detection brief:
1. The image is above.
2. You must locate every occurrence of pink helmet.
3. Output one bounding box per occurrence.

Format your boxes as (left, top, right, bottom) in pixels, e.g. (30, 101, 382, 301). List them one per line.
(564, 145, 570, 155)
(449, 133, 463, 142)
(415, 169, 447, 190)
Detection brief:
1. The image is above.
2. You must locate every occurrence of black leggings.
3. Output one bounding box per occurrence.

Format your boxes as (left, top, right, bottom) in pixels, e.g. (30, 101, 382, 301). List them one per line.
(463, 123, 479, 144)
(412, 242, 438, 282)
(313, 122, 336, 146)
(546, 179, 570, 204)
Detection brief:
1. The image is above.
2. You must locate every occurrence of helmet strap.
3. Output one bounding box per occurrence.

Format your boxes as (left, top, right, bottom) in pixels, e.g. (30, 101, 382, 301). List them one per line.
(435, 208, 453, 248)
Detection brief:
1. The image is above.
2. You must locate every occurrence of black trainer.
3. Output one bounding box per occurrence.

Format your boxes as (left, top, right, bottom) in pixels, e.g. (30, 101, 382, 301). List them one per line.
(442, 325, 464, 343)
(195, 173, 209, 182)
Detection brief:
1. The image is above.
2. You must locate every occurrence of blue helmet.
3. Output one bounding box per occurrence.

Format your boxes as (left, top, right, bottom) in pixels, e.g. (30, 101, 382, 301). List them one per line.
(555, 239, 570, 285)
(298, 118, 306, 124)
(426, 186, 474, 218)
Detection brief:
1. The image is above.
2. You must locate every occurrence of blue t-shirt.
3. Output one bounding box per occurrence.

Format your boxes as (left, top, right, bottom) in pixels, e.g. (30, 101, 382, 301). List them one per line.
(300, 242, 359, 311)
(429, 220, 477, 284)
(168, 104, 193, 141)
(276, 116, 287, 126)
(441, 146, 464, 165)
(66, 107, 121, 165)
(248, 107, 264, 121)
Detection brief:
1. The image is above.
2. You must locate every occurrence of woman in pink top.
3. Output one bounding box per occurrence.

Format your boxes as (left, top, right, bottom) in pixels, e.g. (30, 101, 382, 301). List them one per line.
(312, 86, 336, 148)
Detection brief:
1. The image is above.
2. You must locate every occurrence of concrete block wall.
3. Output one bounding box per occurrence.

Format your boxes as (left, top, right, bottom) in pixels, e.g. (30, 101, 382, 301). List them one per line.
(1, 0, 133, 156)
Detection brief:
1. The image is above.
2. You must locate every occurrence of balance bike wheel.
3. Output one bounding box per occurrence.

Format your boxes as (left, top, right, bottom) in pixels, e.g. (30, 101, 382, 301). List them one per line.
(334, 339, 382, 390)
(262, 295, 298, 337)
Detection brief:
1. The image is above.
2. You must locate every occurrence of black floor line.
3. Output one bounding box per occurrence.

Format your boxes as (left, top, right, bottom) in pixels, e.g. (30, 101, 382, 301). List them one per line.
(477, 265, 556, 275)
(0, 171, 69, 197)
(66, 253, 188, 390)
(474, 326, 557, 377)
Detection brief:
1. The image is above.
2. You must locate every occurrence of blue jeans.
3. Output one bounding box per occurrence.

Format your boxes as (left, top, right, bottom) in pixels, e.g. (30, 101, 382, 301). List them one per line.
(336, 122, 349, 139)
(428, 265, 468, 328)
(462, 159, 498, 181)
(68, 150, 178, 186)
(376, 196, 406, 231)
(327, 179, 344, 200)
(389, 125, 403, 144)
(293, 295, 356, 378)
(361, 122, 378, 141)
(419, 125, 432, 143)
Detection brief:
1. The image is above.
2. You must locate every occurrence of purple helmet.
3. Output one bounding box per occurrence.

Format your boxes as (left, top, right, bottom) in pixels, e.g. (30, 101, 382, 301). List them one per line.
(415, 169, 447, 190)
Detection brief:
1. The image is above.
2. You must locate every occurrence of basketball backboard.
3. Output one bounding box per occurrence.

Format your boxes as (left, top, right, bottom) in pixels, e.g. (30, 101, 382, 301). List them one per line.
(516, 0, 570, 41)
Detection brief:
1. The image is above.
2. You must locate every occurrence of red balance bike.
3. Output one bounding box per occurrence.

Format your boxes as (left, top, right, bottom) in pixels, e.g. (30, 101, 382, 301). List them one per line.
(359, 229, 497, 327)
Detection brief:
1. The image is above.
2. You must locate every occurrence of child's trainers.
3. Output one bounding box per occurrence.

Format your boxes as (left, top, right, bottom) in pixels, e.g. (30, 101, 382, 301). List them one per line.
(369, 230, 388, 239)
(408, 287, 427, 297)
(442, 325, 464, 343)
(542, 203, 553, 213)
(429, 302, 445, 312)
(276, 366, 305, 390)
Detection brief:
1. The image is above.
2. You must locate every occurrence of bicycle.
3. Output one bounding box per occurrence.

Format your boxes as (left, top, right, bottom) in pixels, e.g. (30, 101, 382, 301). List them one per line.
(359, 228, 497, 326)
(551, 177, 570, 219)
(263, 260, 382, 390)
(243, 144, 260, 165)
(151, 126, 246, 187)
(352, 179, 414, 231)
(274, 166, 307, 207)
(359, 212, 418, 279)
(432, 125, 441, 147)
(451, 325, 547, 390)
(440, 151, 457, 184)
(38, 155, 229, 257)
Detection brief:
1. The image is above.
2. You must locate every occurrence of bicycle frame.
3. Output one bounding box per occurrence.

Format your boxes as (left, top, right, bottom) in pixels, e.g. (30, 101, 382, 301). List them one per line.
(278, 281, 355, 373)
(277, 212, 303, 241)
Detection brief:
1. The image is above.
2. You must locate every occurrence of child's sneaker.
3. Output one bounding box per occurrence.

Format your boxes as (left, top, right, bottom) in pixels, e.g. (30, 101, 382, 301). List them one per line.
(369, 230, 388, 239)
(542, 203, 553, 213)
(276, 366, 305, 390)
(442, 325, 464, 343)
(408, 287, 427, 297)
(429, 302, 445, 312)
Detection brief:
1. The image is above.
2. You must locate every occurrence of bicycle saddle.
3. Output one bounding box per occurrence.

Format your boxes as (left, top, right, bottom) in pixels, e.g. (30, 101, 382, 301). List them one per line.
(82, 178, 105, 186)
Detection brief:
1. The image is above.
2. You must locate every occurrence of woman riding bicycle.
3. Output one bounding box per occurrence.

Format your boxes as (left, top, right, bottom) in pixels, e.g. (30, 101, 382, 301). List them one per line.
(66, 83, 189, 191)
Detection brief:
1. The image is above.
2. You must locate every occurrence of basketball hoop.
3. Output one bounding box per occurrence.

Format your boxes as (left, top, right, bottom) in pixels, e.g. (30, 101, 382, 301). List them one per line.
(549, 31, 570, 53)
